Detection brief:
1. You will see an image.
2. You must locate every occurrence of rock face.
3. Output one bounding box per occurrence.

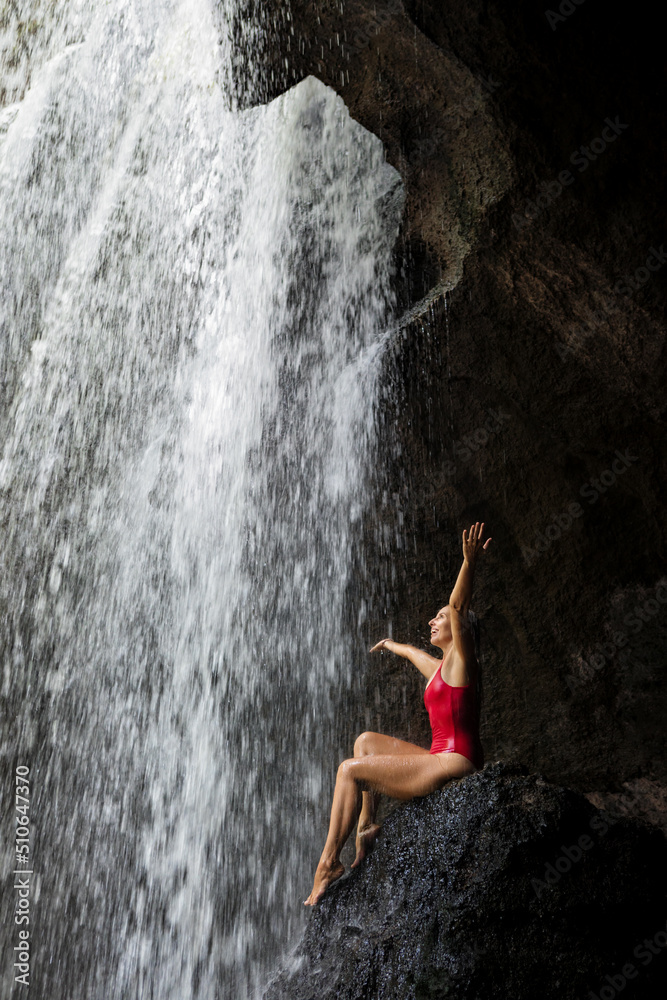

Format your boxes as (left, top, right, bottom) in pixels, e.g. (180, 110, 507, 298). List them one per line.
(265, 763, 667, 1000)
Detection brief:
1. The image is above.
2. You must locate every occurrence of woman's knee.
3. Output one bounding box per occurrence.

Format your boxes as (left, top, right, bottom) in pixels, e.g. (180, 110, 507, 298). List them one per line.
(353, 731, 377, 757)
(337, 758, 357, 782)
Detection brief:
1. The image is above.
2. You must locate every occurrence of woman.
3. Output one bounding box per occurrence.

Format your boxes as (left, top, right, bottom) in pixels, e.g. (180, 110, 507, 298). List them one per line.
(304, 521, 491, 906)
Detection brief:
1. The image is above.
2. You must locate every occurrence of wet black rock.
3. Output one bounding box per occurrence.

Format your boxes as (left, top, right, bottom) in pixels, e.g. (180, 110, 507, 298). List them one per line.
(264, 762, 667, 1000)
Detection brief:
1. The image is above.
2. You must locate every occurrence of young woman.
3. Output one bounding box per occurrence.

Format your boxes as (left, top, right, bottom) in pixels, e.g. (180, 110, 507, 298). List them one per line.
(304, 521, 491, 906)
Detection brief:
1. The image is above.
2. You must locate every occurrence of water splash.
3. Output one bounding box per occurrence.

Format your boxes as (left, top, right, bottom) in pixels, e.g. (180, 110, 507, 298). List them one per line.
(0, 1, 404, 998)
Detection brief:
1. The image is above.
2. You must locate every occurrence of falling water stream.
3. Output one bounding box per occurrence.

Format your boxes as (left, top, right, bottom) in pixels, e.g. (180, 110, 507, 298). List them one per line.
(0, 1, 404, 998)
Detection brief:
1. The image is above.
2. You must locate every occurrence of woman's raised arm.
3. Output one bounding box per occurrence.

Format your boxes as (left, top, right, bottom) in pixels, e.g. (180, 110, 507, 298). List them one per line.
(448, 521, 492, 664)
(370, 639, 440, 680)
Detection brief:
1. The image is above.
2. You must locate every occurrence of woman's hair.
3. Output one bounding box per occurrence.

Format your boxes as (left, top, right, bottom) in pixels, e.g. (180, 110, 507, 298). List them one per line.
(467, 608, 483, 711)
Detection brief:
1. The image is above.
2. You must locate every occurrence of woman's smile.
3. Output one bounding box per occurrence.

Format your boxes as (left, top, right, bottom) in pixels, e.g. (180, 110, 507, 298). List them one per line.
(429, 607, 450, 643)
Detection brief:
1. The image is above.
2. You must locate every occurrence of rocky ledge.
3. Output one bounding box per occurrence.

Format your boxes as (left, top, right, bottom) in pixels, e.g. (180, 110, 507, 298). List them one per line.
(265, 762, 667, 1000)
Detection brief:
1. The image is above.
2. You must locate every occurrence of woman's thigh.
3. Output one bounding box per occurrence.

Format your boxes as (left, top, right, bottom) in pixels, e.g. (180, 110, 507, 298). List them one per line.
(354, 731, 430, 757)
(344, 752, 463, 800)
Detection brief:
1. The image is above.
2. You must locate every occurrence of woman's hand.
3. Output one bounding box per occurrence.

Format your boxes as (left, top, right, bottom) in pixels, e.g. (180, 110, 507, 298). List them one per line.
(370, 639, 390, 653)
(462, 521, 492, 564)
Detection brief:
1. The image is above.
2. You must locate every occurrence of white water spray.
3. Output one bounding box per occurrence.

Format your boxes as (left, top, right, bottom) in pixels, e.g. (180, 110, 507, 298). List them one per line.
(0, 2, 404, 997)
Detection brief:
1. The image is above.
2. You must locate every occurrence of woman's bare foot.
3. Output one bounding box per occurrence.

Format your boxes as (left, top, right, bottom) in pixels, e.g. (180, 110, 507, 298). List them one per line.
(351, 823, 381, 868)
(303, 859, 345, 906)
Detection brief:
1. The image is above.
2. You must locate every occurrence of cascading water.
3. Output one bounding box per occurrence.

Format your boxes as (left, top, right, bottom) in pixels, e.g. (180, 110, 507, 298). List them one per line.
(0, 1, 404, 998)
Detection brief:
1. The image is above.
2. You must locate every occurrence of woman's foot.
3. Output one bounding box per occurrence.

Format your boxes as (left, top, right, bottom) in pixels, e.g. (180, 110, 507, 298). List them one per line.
(303, 859, 345, 906)
(351, 823, 381, 868)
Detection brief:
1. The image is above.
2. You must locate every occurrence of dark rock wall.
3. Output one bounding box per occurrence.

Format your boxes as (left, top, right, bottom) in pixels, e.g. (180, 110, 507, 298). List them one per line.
(228, 2, 667, 811)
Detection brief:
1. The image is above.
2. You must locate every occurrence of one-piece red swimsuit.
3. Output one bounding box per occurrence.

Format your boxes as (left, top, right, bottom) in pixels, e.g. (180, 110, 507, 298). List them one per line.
(424, 662, 484, 770)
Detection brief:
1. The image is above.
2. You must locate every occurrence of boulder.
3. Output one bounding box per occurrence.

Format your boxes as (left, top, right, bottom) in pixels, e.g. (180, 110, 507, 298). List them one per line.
(265, 762, 667, 1000)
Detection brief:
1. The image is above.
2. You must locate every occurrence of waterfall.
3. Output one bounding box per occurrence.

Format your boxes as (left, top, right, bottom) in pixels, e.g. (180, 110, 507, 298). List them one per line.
(0, 1, 404, 997)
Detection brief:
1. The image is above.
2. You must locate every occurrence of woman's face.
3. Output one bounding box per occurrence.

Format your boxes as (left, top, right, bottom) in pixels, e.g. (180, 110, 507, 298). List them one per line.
(429, 605, 452, 649)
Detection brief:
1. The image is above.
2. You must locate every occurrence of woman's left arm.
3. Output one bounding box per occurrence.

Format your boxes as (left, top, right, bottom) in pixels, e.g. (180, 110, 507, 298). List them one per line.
(449, 522, 492, 662)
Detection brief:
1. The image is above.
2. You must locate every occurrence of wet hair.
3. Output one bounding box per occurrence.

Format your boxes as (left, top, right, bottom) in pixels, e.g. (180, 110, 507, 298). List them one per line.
(467, 608, 483, 712)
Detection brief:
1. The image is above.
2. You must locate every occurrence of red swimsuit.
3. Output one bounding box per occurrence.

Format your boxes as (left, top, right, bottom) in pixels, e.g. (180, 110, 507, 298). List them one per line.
(424, 662, 484, 770)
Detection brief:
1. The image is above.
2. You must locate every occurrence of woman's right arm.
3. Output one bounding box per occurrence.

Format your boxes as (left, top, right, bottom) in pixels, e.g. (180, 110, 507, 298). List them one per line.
(370, 639, 440, 680)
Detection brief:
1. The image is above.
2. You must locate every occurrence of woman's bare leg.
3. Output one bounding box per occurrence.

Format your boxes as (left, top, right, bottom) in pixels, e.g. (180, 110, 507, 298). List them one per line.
(352, 732, 429, 867)
(304, 751, 474, 905)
